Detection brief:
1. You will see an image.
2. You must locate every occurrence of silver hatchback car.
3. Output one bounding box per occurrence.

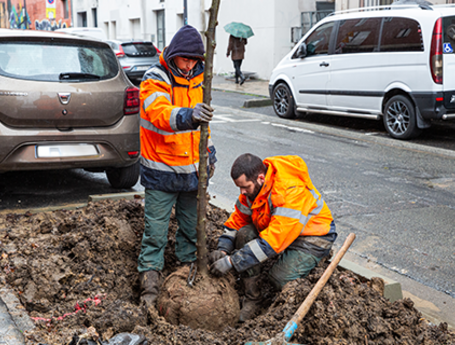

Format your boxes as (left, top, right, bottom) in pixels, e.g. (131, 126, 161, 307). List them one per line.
(106, 40, 159, 82)
(0, 29, 141, 189)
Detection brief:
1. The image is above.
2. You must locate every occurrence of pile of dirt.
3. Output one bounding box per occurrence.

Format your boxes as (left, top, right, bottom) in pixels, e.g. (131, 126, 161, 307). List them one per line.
(0, 199, 454, 345)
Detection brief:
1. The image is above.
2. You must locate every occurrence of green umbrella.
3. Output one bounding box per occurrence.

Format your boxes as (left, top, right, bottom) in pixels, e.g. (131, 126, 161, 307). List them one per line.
(224, 22, 254, 39)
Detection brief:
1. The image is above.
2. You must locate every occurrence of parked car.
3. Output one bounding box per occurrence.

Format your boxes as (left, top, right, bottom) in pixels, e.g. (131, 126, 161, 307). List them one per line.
(55, 27, 107, 41)
(106, 40, 160, 82)
(269, 3, 455, 140)
(0, 28, 140, 188)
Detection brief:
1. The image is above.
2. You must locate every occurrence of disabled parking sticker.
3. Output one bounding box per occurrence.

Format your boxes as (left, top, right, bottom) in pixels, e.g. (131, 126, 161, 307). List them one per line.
(443, 43, 454, 54)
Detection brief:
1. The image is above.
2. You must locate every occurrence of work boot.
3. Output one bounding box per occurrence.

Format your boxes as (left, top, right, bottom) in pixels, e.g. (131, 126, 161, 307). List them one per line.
(139, 270, 160, 309)
(239, 276, 262, 322)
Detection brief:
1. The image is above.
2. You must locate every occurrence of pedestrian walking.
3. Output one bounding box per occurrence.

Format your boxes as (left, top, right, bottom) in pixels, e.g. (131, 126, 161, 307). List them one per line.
(138, 25, 217, 313)
(227, 34, 247, 85)
(209, 154, 337, 322)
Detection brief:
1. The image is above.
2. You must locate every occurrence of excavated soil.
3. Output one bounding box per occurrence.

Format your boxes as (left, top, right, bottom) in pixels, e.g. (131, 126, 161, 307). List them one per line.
(0, 198, 454, 345)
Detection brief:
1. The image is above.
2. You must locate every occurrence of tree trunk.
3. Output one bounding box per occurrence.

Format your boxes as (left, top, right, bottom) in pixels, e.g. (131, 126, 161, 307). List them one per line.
(196, 0, 221, 276)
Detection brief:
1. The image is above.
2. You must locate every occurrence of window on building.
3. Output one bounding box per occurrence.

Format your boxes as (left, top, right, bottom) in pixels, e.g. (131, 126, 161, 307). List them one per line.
(92, 8, 98, 27)
(156, 10, 165, 51)
(335, 17, 381, 54)
(62, 0, 69, 19)
(77, 12, 87, 27)
(130, 18, 141, 39)
(380, 17, 423, 52)
(302, 21, 334, 57)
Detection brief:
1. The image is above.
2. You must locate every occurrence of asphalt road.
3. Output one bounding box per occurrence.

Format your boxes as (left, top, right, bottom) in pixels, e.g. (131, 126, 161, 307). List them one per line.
(0, 90, 454, 325)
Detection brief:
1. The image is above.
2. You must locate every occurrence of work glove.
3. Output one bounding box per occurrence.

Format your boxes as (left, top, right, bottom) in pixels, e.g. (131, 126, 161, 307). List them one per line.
(192, 103, 214, 123)
(208, 250, 226, 265)
(209, 164, 215, 178)
(210, 255, 233, 277)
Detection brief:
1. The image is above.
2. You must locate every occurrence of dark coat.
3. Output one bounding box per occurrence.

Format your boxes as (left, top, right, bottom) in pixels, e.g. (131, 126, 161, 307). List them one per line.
(227, 35, 247, 61)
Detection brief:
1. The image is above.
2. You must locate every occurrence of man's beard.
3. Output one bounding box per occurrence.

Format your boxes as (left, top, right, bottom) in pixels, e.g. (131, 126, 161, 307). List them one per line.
(246, 180, 263, 202)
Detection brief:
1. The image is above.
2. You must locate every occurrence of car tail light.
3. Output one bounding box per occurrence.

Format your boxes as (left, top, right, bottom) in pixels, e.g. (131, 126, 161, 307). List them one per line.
(430, 18, 443, 84)
(124, 87, 140, 115)
(128, 151, 139, 158)
(122, 66, 131, 69)
(116, 45, 125, 58)
(155, 47, 161, 54)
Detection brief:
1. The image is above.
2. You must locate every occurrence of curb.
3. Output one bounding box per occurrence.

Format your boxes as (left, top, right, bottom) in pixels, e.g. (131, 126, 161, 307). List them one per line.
(0, 296, 26, 345)
(243, 98, 272, 108)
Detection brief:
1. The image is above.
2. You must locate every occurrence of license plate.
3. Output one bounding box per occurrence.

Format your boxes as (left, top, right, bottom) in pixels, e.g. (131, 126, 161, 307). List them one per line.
(36, 144, 98, 158)
(134, 66, 149, 71)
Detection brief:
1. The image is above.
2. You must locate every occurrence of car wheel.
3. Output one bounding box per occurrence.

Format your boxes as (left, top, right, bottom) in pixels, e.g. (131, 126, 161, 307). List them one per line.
(383, 95, 422, 140)
(273, 83, 296, 119)
(106, 161, 140, 189)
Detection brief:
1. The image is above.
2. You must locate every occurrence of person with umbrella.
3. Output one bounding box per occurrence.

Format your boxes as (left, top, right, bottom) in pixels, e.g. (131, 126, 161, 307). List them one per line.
(224, 22, 254, 85)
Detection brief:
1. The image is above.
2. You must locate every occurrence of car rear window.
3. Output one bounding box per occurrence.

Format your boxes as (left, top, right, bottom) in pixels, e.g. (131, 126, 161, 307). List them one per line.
(0, 40, 119, 82)
(380, 17, 423, 52)
(121, 42, 157, 57)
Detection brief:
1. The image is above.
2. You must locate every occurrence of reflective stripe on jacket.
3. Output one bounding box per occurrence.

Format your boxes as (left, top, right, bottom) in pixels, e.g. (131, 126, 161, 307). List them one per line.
(139, 52, 216, 192)
(219, 155, 336, 273)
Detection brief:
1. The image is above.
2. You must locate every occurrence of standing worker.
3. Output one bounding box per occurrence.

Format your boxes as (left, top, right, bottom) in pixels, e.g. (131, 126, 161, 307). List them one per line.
(209, 154, 337, 322)
(138, 25, 217, 312)
(227, 34, 247, 85)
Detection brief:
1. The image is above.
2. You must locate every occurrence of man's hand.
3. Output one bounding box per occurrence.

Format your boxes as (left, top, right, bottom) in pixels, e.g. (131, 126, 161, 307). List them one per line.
(192, 103, 214, 123)
(209, 164, 215, 178)
(210, 256, 232, 277)
(208, 250, 226, 265)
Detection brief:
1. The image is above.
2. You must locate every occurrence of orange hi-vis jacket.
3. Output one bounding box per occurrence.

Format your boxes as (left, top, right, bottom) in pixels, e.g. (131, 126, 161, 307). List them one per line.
(219, 155, 336, 273)
(139, 52, 216, 192)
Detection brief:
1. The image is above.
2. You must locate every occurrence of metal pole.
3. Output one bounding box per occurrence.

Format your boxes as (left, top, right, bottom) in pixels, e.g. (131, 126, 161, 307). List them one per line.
(184, 0, 188, 25)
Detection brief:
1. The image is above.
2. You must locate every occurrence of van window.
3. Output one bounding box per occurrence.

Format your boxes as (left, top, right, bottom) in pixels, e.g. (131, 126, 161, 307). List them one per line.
(303, 22, 334, 57)
(380, 17, 423, 52)
(335, 18, 382, 54)
(443, 16, 455, 50)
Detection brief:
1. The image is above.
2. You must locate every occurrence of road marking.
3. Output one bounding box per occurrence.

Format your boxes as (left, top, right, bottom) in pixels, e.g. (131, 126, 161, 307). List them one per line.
(213, 114, 262, 123)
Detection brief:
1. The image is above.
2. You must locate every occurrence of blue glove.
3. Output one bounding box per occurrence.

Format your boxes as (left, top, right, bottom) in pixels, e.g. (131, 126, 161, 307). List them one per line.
(210, 256, 233, 277)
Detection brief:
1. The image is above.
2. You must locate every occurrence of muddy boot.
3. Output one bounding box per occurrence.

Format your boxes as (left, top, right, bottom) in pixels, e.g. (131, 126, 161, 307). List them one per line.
(139, 270, 160, 309)
(239, 276, 262, 322)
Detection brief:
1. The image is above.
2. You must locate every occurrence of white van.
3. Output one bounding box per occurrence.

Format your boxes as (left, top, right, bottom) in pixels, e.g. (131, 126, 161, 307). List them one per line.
(269, 3, 455, 139)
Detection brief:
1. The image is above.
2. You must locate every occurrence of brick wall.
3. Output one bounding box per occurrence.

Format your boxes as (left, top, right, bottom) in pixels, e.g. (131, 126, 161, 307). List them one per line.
(0, 0, 72, 30)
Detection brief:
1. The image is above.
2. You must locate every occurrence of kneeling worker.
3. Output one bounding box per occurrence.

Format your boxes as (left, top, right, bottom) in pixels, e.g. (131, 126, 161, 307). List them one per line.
(209, 154, 337, 322)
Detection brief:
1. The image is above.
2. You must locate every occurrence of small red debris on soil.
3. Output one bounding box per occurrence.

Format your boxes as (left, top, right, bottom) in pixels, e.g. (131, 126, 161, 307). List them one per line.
(0, 199, 454, 345)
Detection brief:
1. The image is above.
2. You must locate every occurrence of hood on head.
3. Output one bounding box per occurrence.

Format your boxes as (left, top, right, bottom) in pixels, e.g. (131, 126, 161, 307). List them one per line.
(165, 25, 205, 63)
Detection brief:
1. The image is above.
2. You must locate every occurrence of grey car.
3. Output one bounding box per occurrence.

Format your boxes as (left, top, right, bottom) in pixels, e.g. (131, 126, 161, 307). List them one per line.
(106, 40, 159, 82)
(0, 29, 140, 189)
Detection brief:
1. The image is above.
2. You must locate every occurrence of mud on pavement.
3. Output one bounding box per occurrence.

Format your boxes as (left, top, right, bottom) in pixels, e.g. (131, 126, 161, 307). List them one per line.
(0, 199, 454, 345)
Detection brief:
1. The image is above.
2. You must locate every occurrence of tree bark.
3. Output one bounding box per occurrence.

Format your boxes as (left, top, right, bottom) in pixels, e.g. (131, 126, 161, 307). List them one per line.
(196, 0, 221, 276)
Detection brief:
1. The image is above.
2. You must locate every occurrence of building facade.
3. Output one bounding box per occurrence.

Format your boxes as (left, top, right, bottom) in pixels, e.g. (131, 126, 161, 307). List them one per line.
(0, 0, 72, 30)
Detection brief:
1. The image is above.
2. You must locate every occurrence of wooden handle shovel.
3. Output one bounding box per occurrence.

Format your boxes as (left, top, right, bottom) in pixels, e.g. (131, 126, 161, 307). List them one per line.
(245, 233, 356, 345)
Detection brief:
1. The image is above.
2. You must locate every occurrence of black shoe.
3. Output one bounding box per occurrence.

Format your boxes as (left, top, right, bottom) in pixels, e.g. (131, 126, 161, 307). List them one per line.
(240, 76, 246, 85)
(235, 80, 239, 84)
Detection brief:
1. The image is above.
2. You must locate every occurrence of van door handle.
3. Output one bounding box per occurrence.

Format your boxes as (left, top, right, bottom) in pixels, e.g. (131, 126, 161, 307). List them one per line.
(319, 62, 329, 67)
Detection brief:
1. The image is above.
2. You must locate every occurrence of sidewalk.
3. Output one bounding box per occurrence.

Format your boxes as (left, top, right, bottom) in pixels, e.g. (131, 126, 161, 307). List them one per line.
(212, 74, 270, 98)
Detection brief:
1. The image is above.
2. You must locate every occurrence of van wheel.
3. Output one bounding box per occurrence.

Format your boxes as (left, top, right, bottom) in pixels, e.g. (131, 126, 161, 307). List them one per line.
(273, 83, 296, 119)
(383, 95, 422, 140)
(106, 161, 140, 189)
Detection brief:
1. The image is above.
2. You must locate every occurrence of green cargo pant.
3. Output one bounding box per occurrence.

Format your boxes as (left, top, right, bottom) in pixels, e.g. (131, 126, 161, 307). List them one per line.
(137, 189, 198, 272)
(235, 224, 322, 290)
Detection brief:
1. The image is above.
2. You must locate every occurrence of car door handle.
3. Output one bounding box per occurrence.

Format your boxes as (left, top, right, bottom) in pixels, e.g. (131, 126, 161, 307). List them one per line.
(319, 62, 329, 67)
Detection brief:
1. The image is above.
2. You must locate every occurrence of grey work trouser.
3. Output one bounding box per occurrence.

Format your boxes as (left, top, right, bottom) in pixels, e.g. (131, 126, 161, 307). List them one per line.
(235, 224, 322, 290)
